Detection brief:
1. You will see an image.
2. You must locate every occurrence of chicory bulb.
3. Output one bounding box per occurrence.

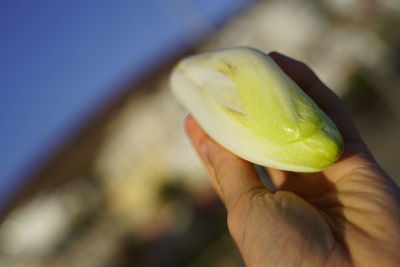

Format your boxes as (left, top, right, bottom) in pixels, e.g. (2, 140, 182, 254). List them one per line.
(170, 47, 343, 172)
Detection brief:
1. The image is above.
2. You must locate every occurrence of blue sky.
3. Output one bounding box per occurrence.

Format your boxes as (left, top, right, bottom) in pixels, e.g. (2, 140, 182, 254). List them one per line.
(0, 0, 251, 210)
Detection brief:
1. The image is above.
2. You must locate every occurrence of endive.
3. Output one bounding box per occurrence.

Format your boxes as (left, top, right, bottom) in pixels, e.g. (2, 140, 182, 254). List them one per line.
(170, 47, 343, 172)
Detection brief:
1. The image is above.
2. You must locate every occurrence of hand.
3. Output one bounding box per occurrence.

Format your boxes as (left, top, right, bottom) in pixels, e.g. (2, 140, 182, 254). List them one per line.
(185, 52, 400, 267)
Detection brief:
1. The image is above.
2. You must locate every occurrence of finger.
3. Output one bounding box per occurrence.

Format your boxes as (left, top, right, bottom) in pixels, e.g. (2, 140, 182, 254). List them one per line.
(185, 116, 268, 211)
(269, 51, 364, 145)
(185, 115, 223, 197)
(204, 137, 268, 211)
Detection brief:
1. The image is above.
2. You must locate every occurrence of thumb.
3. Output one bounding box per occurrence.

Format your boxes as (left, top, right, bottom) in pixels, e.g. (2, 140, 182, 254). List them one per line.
(185, 116, 268, 211)
(203, 139, 268, 211)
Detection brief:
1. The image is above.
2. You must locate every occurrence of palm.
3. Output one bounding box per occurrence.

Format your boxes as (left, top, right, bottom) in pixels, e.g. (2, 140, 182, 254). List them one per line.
(230, 189, 345, 266)
(228, 144, 400, 267)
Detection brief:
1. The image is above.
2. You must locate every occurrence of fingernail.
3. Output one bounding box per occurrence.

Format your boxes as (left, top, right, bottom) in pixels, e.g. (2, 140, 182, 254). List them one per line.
(199, 140, 210, 161)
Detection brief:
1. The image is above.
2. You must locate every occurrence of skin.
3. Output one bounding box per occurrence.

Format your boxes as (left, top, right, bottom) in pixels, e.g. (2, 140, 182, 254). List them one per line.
(185, 52, 400, 267)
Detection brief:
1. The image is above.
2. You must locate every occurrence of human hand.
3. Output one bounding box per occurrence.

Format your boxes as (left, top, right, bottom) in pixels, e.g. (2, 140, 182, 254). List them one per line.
(185, 52, 400, 267)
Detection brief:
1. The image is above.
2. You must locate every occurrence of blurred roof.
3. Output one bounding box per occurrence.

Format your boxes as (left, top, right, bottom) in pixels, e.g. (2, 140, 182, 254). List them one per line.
(0, 0, 252, 210)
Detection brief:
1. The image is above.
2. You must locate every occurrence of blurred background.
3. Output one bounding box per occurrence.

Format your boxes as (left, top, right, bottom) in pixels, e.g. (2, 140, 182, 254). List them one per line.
(1, 0, 400, 266)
